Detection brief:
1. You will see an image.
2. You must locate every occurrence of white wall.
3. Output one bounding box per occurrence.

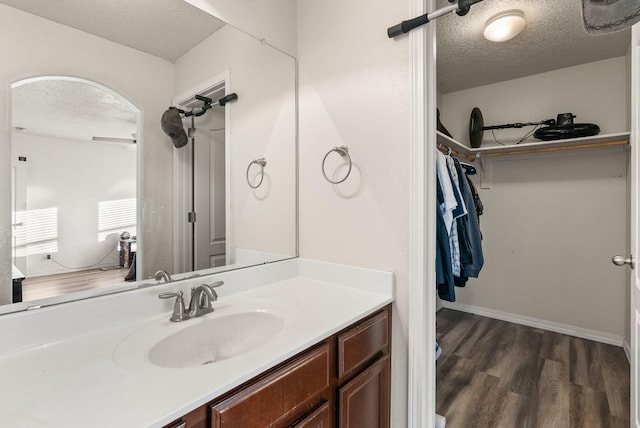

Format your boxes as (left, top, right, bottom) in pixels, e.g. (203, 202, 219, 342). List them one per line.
(12, 133, 136, 277)
(440, 58, 629, 339)
(0, 4, 175, 304)
(439, 57, 628, 146)
(297, 0, 411, 425)
(174, 24, 297, 262)
(184, 0, 297, 56)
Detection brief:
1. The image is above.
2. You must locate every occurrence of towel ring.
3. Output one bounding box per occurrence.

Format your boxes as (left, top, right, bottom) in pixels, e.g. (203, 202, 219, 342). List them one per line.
(322, 146, 352, 184)
(246, 158, 267, 189)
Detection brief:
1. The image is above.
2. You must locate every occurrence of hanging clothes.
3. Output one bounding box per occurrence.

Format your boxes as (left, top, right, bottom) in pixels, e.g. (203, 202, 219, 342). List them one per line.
(435, 149, 484, 300)
(452, 158, 484, 279)
(436, 175, 455, 302)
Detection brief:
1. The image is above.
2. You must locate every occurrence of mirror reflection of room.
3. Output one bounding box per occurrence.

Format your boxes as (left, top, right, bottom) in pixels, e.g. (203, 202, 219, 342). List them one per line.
(1, 0, 297, 309)
(11, 77, 139, 303)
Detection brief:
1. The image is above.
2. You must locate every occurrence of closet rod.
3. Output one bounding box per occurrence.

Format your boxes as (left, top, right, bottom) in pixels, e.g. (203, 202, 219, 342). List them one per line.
(436, 143, 476, 161)
(474, 139, 628, 159)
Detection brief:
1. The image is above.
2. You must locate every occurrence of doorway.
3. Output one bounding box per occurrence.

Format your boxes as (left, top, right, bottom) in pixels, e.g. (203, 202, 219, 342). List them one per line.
(173, 77, 229, 274)
(404, 1, 636, 426)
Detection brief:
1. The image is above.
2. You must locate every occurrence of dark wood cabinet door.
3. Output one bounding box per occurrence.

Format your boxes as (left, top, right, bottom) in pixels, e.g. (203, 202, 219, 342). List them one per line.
(210, 343, 331, 428)
(338, 355, 390, 428)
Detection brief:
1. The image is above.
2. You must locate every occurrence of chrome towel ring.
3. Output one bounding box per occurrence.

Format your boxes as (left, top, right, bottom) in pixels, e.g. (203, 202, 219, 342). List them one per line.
(246, 158, 267, 189)
(322, 146, 352, 184)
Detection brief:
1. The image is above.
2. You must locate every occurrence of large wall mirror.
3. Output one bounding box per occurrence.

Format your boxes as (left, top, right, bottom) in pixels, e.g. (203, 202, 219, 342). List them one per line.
(0, 0, 297, 313)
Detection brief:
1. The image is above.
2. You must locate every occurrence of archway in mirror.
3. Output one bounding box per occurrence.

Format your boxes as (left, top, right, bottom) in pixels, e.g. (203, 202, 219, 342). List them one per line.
(10, 76, 141, 303)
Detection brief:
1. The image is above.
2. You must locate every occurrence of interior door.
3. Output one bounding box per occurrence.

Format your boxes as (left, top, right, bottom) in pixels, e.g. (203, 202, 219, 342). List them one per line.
(194, 128, 226, 269)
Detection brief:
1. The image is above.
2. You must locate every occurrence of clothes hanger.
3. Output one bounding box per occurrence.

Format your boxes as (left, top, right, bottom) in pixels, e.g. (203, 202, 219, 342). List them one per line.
(460, 162, 476, 175)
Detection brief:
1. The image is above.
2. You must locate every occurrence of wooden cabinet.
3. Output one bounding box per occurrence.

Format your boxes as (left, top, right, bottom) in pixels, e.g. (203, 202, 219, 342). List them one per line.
(336, 308, 390, 428)
(338, 356, 390, 428)
(162, 305, 391, 428)
(337, 309, 389, 381)
(293, 402, 331, 427)
(210, 344, 331, 427)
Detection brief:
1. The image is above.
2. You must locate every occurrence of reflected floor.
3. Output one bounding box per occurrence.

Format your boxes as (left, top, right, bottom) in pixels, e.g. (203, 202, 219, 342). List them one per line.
(21, 268, 129, 302)
(436, 308, 630, 428)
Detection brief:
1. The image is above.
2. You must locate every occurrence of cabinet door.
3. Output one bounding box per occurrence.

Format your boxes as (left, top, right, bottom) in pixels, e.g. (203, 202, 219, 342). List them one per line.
(338, 355, 390, 428)
(293, 402, 331, 427)
(210, 343, 331, 427)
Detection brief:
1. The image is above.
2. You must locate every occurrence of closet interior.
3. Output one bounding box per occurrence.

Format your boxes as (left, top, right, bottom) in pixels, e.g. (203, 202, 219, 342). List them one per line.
(434, 0, 631, 426)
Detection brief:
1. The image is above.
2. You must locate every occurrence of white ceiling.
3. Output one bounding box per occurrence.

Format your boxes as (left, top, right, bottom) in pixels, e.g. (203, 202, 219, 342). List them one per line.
(436, 0, 631, 93)
(3, 0, 226, 142)
(0, 0, 226, 62)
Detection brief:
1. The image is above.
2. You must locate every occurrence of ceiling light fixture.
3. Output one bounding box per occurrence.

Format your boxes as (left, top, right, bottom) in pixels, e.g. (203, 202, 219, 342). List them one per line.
(484, 10, 526, 42)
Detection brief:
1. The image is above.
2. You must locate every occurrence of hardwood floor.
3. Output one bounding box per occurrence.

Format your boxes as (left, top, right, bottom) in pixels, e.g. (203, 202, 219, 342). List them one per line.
(21, 268, 130, 302)
(436, 308, 630, 428)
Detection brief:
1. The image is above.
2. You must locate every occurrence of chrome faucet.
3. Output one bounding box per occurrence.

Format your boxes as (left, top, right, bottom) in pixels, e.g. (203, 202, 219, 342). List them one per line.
(158, 281, 223, 322)
(188, 283, 219, 318)
(154, 270, 173, 283)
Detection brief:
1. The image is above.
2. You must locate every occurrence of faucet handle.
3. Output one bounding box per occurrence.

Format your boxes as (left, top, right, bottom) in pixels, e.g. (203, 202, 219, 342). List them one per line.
(159, 291, 182, 299)
(209, 280, 224, 288)
(158, 290, 189, 322)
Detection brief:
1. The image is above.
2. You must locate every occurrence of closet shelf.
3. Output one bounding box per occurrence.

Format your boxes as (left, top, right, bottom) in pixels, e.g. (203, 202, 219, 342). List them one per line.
(437, 131, 630, 161)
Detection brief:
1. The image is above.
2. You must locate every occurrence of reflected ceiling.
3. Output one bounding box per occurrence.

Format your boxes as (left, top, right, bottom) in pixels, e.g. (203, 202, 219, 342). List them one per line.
(0, 0, 226, 62)
(12, 79, 138, 142)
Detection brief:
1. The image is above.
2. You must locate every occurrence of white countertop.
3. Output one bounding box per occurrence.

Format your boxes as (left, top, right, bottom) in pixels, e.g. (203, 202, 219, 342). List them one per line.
(0, 259, 393, 427)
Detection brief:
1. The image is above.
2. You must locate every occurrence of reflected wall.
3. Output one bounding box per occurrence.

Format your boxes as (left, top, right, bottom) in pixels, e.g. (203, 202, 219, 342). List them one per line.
(0, 4, 174, 304)
(174, 25, 297, 264)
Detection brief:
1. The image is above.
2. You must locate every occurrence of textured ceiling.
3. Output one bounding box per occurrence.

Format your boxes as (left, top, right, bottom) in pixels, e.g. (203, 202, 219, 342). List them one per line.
(436, 0, 631, 93)
(4, 0, 227, 142)
(0, 0, 226, 62)
(12, 79, 138, 142)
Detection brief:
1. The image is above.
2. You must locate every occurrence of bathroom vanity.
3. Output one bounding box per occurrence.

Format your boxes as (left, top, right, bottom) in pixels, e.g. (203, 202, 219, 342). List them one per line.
(0, 259, 393, 427)
(165, 305, 390, 427)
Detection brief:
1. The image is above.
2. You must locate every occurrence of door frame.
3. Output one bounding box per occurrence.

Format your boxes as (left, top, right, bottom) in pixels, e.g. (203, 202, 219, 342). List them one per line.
(172, 71, 232, 273)
(407, 0, 436, 426)
(630, 22, 639, 428)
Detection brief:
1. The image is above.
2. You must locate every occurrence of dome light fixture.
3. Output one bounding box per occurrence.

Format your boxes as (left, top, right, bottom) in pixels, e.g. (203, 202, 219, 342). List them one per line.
(484, 10, 526, 42)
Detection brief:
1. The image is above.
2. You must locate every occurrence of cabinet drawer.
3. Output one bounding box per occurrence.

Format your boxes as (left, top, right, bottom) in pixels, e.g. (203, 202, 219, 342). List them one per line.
(210, 343, 331, 427)
(337, 309, 389, 381)
(293, 402, 330, 427)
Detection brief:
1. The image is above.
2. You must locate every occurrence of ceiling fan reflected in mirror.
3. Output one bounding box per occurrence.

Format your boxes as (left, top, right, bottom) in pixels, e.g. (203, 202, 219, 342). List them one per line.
(468, 107, 600, 148)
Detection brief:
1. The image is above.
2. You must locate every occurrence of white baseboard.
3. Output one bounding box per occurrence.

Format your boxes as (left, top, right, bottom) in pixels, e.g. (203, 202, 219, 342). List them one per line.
(440, 301, 624, 347)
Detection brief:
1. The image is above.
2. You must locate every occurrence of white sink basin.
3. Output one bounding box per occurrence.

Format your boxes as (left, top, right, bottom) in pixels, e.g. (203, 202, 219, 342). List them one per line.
(113, 298, 298, 370)
(149, 311, 284, 368)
